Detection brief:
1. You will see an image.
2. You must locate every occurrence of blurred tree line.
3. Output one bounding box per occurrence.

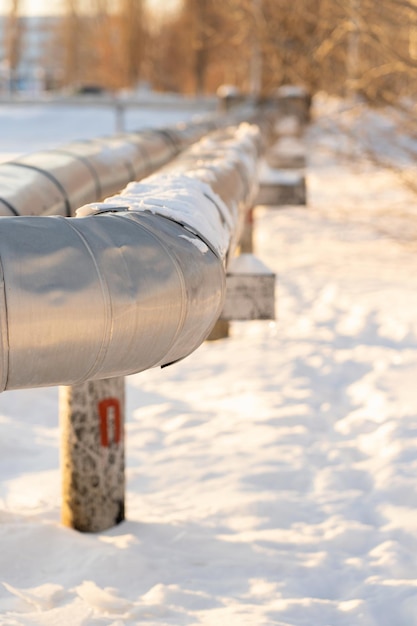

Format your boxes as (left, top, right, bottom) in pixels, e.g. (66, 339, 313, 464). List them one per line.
(5, 0, 417, 104)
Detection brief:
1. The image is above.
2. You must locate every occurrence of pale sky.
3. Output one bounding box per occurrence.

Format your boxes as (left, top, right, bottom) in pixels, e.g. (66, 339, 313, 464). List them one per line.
(0, 0, 180, 15)
(0, 0, 63, 14)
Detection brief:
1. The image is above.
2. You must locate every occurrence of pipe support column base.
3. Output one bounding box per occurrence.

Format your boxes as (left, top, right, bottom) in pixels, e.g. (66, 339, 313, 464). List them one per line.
(60, 376, 125, 533)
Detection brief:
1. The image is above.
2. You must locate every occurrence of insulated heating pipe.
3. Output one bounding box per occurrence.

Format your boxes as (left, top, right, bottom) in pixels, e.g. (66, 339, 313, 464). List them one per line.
(0, 123, 260, 392)
(0, 112, 254, 218)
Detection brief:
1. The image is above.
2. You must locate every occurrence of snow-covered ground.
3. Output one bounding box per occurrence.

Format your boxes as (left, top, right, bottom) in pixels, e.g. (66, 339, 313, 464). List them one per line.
(1, 96, 417, 625)
(0, 101, 204, 162)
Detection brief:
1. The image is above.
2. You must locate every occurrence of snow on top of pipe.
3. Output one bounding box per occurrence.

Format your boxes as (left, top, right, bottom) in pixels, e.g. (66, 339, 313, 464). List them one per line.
(78, 174, 232, 259)
(178, 234, 209, 254)
(188, 124, 260, 177)
(77, 123, 260, 260)
(123, 175, 232, 258)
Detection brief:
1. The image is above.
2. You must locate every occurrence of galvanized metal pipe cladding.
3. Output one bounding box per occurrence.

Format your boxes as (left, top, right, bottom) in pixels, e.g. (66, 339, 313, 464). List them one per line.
(0, 123, 260, 391)
(0, 108, 256, 219)
(0, 122, 214, 218)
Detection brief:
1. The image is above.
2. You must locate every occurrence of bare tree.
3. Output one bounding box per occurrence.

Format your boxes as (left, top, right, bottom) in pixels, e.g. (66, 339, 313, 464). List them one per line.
(47, 0, 417, 103)
(118, 0, 146, 88)
(63, 0, 82, 87)
(6, 0, 22, 93)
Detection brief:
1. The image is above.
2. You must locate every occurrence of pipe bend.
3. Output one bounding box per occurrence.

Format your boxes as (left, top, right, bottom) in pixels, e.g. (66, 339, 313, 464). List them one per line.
(0, 210, 224, 390)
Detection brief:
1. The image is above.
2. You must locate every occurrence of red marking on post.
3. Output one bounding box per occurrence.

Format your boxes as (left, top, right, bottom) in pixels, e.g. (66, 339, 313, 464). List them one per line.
(99, 397, 121, 447)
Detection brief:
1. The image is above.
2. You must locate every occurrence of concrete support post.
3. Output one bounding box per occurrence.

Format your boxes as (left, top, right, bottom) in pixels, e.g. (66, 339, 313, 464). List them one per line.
(240, 207, 254, 254)
(208, 206, 256, 340)
(115, 101, 126, 134)
(207, 319, 230, 341)
(60, 376, 125, 533)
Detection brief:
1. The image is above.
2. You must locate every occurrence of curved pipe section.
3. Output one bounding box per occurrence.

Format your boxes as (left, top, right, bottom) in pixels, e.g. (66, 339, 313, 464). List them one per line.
(0, 211, 224, 390)
(0, 123, 260, 391)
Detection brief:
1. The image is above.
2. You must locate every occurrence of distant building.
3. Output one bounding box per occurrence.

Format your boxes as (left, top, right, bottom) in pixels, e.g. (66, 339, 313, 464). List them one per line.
(0, 15, 62, 94)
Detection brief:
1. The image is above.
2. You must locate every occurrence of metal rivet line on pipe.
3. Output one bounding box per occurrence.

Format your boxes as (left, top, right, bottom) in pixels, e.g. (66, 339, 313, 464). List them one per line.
(10, 161, 73, 217)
